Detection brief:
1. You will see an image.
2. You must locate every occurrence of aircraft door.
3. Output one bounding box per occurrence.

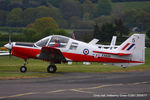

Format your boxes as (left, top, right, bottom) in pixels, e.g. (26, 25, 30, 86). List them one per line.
(69, 42, 78, 51)
(68, 42, 79, 54)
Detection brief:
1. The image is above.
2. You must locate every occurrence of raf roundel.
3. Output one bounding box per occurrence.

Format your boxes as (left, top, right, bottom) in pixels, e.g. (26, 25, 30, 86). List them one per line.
(83, 49, 89, 55)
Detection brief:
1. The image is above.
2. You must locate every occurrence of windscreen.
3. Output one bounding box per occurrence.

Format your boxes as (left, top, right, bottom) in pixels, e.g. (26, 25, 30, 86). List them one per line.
(48, 36, 69, 48)
(35, 38, 49, 47)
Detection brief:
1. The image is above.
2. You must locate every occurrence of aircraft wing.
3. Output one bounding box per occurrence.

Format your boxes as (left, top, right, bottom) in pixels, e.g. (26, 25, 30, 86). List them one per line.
(0, 53, 10, 56)
(97, 44, 119, 48)
(93, 51, 131, 56)
(38, 46, 67, 63)
(0, 51, 10, 56)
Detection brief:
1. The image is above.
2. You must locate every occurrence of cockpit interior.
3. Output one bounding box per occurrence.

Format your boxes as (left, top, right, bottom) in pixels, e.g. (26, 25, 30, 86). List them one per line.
(35, 35, 70, 48)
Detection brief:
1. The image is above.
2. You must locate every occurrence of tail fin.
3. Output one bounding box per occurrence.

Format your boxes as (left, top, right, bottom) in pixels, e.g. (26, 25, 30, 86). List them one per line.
(116, 34, 145, 67)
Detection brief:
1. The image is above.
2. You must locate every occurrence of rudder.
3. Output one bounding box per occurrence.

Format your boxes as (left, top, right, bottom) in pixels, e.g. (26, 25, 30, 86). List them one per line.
(117, 34, 145, 67)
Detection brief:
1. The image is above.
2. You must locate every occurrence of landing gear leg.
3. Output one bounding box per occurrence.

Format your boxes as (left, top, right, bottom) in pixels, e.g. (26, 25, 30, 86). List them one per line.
(20, 59, 27, 73)
(47, 62, 57, 73)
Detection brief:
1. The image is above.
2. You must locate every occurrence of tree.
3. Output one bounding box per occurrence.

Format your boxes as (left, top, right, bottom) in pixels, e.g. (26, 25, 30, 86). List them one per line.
(24, 6, 67, 28)
(60, 0, 82, 20)
(0, 10, 6, 26)
(135, 10, 150, 30)
(6, 8, 23, 27)
(23, 28, 37, 41)
(146, 27, 150, 39)
(22, 0, 30, 9)
(82, 0, 97, 20)
(23, 8, 38, 26)
(49, 0, 62, 7)
(83, 33, 91, 42)
(27, 17, 58, 34)
(36, 6, 67, 28)
(8, 1, 22, 10)
(122, 9, 137, 28)
(93, 19, 129, 42)
(76, 20, 95, 29)
(93, 23, 100, 39)
(101, 22, 116, 42)
(0, 10, 2, 25)
(115, 19, 129, 37)
(36, 6, 53, 18)
(0, 0, 10, 11)
(111, 4, 125, 20)
(97, 0, 112, 16)
(69, 16, 81, 29)
(40, 6, 67, 28)
(53, 29, 68, 36)
(94, 15, 111, 26)
(143, 6, 150, 14)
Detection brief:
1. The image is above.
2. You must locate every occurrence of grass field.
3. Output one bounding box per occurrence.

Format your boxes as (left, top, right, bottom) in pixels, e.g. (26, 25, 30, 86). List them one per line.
(0, 48, 150, 80)
(112, 1, 150, 11)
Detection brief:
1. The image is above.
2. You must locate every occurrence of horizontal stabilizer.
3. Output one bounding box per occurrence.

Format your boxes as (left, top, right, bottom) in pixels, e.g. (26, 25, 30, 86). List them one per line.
(89, 39, 99, 45)
(93, 51, 131, 56)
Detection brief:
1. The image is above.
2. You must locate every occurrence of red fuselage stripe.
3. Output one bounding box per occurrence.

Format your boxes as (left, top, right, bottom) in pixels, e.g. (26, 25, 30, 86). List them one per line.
(62, 52, 143, 63)
(12, 46, 144, 63)
(12, 46, 41, 59)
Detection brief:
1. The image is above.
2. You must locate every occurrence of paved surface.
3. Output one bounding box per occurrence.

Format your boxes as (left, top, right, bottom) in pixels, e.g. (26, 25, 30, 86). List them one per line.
(0, 71, 150, 100)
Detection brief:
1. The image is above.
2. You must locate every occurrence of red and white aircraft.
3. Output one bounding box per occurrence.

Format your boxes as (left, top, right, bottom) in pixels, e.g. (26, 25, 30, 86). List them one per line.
(2, 34, 145, 73)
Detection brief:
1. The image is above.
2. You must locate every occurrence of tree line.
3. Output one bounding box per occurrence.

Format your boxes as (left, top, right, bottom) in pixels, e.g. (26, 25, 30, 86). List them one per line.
(0, 0, 150, 30)
(112, 0, 150, 2)
(0, 0, 150, 47)
(0, 17, 69, 44)
(93, 19, 129, 42)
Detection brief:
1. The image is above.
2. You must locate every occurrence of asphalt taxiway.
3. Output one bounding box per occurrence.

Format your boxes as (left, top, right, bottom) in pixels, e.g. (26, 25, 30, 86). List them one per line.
(0, 71, 150, 100)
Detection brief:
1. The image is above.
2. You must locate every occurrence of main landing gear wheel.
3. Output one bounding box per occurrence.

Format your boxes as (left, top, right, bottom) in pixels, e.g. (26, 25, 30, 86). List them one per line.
(20, 66, 27, 73)
(47, 65, 57, 73)
(20, 59, 28, 73)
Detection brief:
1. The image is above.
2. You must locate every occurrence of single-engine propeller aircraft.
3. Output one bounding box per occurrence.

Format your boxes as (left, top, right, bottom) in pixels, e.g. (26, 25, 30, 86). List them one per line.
(1, 34, 145, 73)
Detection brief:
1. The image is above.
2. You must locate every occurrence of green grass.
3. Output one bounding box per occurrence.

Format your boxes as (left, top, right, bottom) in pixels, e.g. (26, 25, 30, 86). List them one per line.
(0, 31, 9, 34)
(65, 29, 73, 34)
(0, 31, 21, 35)
(0, 48, 150, 80)
(112, 1, 150, 11)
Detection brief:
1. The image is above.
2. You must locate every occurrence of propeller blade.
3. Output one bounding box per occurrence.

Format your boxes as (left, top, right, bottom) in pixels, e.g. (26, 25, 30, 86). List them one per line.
(8, 32, 12, 59)
(9, 31, 12, 44)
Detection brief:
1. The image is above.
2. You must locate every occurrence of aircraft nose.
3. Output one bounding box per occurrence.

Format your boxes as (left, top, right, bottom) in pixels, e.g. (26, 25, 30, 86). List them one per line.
(4, 43, 12, 49)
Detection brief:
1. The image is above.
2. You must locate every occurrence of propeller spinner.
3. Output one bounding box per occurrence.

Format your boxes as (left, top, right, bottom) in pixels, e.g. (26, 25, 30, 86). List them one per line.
(4, 33, 13, 57)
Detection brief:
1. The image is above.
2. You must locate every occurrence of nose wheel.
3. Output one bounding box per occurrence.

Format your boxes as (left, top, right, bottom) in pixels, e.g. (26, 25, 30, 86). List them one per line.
(47, 65, 57, 73)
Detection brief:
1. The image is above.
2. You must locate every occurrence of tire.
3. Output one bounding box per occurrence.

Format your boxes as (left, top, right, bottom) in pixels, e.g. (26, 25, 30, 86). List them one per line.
(20, 66, 27, 73)
(47, 65, 57, 73)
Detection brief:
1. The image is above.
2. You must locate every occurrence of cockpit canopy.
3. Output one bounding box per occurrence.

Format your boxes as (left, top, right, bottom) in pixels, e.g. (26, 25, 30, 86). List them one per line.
(35, 35, 70, 48)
